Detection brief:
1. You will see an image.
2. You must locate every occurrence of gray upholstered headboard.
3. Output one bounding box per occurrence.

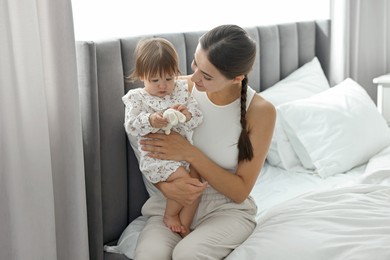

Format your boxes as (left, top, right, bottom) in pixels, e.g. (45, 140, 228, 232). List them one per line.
(75, 19, 331, 260)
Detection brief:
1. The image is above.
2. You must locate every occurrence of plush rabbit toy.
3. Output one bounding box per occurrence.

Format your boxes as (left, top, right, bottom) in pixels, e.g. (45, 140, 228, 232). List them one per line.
(154, 108, 186, 135)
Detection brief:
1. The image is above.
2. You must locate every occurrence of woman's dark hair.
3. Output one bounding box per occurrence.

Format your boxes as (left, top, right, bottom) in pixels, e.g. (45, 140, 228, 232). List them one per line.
(200, 25, 256, 162)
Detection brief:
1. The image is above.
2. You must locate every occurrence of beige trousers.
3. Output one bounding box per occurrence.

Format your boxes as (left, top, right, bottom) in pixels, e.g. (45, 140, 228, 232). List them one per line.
(134, 186, 257, 260)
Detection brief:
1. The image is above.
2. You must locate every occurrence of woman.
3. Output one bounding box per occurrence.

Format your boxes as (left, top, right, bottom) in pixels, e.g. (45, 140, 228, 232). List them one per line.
(134, 24, 276, 259)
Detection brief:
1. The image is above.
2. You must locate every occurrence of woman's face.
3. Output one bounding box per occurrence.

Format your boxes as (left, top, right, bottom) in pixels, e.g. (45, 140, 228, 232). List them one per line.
(190, 44, 232, 93)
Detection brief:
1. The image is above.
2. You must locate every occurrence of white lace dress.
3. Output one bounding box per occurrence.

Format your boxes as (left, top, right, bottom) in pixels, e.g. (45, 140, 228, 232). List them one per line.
(122, 79, 203, 183)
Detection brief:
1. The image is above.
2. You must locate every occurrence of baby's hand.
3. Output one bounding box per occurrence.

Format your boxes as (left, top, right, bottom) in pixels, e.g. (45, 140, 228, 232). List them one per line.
(149, 112, 168, 128)
(171, 104, 192, 122)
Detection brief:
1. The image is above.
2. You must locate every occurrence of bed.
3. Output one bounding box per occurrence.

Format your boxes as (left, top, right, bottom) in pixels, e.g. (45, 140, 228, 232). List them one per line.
(75, 19, 390, 260)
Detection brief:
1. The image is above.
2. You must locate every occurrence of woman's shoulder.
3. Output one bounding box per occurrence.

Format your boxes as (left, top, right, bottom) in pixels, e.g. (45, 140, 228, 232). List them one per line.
(248, 93, 276, 125)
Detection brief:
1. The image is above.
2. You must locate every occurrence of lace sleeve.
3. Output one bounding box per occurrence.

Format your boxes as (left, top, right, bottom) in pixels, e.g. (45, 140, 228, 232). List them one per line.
(185, 93, 203, 129)
(122, 90, 155, 136)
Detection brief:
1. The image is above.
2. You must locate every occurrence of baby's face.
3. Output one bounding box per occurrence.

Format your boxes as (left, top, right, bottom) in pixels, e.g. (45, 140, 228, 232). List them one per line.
(142, 73, 176, 97)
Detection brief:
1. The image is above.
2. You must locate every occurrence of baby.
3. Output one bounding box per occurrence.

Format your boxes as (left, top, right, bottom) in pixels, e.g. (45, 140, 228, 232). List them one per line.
(122, 37, 203, 236)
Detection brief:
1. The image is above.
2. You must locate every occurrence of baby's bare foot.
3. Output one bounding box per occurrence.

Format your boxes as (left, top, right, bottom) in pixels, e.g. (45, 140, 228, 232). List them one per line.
(180, 226, 190, 237)
(163, 214, 183, 233)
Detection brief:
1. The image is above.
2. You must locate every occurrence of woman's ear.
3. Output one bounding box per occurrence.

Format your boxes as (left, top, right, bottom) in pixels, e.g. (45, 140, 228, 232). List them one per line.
(232, 75, 245, 84)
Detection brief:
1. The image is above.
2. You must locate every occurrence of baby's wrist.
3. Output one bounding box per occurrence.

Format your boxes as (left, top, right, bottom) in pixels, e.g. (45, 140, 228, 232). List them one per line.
(148, 113, 156, 127)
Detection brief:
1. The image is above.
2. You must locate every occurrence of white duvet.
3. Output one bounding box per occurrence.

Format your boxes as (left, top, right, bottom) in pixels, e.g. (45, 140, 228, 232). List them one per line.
(227, 146, 390, 260)
(106, 146, 390, 260)
(227, 182, 390, 260)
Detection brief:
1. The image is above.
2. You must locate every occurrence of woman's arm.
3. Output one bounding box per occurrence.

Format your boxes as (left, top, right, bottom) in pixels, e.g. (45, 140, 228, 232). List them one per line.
(155, 177, 207, 206)
(141, 95, 276, 203)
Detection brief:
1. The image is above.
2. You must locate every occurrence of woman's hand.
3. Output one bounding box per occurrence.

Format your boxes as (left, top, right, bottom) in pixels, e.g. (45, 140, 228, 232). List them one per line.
(142, 131, 206, 205)
(140, 131, 195, 162)
(156, 177, 207, 206)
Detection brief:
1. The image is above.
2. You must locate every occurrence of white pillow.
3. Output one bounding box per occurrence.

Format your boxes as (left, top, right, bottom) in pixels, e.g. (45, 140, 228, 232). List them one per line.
(260, 57, 330, 169)
(278, 78, 390, 178)
(260, 57, 330, 106)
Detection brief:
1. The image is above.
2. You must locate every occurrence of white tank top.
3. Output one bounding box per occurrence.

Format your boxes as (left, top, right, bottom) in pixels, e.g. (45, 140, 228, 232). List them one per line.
(192, 86, 256, 172)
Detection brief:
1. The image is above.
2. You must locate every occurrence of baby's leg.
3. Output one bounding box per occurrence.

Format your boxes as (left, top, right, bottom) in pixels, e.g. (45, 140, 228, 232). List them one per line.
(163, 166, 188, 233)
(179, 167, 202, 237)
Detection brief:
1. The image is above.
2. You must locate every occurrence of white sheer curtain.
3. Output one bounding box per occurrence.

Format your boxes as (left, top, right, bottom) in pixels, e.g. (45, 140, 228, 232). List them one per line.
(330, 0, 390, 101)
(0, 0, 89, 259)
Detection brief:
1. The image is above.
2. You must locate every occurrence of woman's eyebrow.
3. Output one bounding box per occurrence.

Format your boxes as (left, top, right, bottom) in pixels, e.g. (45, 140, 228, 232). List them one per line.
(193, 58, 214, 79)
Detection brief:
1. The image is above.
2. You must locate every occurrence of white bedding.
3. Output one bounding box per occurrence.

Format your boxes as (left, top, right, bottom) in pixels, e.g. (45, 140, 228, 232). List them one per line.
(228, 184, 390, 260)
(105, 145, 390, 259)
(250, 162, 364, 219)
(227, 145, 390, 260)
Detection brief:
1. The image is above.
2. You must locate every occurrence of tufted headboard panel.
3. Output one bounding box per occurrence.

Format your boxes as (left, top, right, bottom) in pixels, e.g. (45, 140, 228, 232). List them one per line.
(75, 19, 330, 260)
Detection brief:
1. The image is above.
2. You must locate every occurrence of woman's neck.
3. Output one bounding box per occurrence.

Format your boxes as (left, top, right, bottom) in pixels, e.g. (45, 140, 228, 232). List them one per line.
(207, 84, 242, 106)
